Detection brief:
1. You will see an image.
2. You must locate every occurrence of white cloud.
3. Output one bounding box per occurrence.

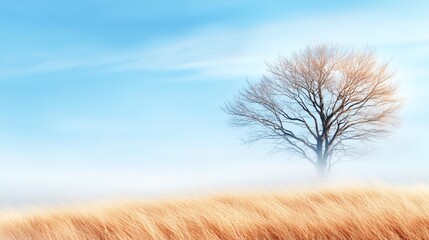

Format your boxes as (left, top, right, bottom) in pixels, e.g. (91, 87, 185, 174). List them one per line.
(105, 10, 429, 81)
(4, 9, 429, 81)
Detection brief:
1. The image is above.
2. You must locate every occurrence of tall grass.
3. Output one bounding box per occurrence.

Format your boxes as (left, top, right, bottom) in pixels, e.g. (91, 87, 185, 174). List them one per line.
(1, 186, 429, 239)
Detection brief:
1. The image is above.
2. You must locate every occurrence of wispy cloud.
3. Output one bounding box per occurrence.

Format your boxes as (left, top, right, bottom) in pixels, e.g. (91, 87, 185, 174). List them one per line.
(106, 10, 429, 80)
(3, 9, 429, 81)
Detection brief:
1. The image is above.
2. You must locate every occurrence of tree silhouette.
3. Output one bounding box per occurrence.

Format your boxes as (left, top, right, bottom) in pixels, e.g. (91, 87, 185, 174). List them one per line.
(224, 45, 402, 179)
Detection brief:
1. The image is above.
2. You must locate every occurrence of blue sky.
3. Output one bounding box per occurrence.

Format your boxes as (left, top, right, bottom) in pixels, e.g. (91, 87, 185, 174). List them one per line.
(1, 1, 429, 206)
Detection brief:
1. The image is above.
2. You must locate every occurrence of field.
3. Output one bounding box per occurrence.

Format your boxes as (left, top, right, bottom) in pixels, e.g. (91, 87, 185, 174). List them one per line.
(1, 186, 429, 240)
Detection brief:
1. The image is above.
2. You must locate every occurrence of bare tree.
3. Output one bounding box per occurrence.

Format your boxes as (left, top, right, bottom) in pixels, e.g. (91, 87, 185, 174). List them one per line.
(224, 45, 402, 179)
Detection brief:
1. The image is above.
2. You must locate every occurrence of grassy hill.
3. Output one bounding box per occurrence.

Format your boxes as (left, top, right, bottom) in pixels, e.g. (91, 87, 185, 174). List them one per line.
(1, 186, 429, 239)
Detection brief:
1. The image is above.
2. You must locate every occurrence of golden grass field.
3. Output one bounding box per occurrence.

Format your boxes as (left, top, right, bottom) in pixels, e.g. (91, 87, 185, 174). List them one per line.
(1, 186, 429, 240)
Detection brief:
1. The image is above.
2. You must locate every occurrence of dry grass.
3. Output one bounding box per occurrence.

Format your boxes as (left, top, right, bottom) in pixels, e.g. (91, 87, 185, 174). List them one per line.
(1, 186, 429, 240)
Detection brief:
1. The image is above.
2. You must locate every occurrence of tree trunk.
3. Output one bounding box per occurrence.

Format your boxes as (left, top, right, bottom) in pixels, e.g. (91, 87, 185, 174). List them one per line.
(316, 163, 328, 181)
(316, 152, 328, 181)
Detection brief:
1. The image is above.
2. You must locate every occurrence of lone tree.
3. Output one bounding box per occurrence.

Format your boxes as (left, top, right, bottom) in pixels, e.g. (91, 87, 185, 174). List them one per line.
(224, 45, 401, 179)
